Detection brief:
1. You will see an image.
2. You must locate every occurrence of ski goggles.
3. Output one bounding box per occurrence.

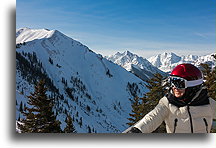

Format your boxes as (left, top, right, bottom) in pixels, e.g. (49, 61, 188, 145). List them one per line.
(169, 76, 203, 89)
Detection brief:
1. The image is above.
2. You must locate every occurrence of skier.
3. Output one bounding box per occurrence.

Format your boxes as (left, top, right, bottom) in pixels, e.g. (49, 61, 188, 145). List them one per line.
(123, 63, 216, 133)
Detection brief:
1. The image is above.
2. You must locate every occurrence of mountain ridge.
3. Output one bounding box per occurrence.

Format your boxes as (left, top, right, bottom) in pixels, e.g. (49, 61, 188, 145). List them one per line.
(148, 52, 215, 72)
(106, 50, 167, 80)
(16, 28, 148, 133)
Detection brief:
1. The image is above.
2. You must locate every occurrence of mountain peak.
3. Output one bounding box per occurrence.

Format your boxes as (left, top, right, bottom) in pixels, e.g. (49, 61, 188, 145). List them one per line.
(123, 50, 133, 56)
(161, 52, 178, 57)
(106, 51, 166, 78)
(16, 28, 63, 44)
(147, 52, 181, 72)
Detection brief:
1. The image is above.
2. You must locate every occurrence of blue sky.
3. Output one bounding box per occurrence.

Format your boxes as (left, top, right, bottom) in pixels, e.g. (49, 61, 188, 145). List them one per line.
(16, 0, 215, 58)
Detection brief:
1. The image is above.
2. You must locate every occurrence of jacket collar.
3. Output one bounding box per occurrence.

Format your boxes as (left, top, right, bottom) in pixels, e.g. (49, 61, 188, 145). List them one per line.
(167, 88, 209, 107)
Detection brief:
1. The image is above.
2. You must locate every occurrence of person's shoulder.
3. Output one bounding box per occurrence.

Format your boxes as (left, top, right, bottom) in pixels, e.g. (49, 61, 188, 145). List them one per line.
(159, 96, 169, 106)
(209, 97, 215, 105)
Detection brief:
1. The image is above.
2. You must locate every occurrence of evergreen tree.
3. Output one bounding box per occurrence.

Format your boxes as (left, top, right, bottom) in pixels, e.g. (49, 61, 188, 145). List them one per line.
(127, 96, 145, 126)
(64, 115, 76, 133)
(17, 80, 62, 133)
(142, 73, 168, 133)
(199, 56, 216, 100)
(199, 55, 216, 133)
(143, 73, 168, 112)
(79, 117, 83, 128)
(87, 125, 91, 133)
(19, 101, 23, 112)
(127, 73, 168, 132)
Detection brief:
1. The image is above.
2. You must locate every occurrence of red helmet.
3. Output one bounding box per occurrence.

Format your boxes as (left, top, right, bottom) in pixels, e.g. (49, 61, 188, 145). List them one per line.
(170, 63, 203, 88)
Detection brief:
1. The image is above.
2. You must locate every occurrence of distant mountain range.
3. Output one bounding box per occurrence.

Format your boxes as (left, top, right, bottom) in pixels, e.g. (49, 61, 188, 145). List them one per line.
(105, 51, 167, 81)
(105, 50, 215, 78)
(147, 52, 215, 72)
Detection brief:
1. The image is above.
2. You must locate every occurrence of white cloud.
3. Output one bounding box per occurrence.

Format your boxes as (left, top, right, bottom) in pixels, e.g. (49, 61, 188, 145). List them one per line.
(194, 32, 208, 39)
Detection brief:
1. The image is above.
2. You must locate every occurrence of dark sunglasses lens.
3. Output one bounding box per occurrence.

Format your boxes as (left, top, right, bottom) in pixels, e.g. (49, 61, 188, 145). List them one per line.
(170, 77, 185, 89)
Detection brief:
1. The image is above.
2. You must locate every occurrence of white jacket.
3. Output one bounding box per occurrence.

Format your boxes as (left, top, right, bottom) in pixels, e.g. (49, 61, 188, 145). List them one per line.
(133, 89, 216, 133)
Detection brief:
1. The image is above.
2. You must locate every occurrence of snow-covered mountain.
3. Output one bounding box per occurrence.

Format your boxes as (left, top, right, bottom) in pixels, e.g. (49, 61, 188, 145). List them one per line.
(106, 51, 167, 81)
(148, 52, 215, 72)
(16, 28, 148, 133)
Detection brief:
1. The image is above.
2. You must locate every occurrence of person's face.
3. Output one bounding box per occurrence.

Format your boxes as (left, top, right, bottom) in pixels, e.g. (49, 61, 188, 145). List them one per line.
(172, 87, 185, 98)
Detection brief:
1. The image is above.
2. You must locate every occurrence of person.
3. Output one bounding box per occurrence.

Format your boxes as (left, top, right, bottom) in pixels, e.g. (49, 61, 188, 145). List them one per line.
(123, 63, 216, 133)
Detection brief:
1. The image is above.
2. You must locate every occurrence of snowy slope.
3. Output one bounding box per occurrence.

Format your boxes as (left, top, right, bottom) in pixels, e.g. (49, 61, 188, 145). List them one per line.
(16, 28, 148, 133)
(16, 27, 56, 43)
(148, 52, 215, 72)
(106, 51, 167, 80)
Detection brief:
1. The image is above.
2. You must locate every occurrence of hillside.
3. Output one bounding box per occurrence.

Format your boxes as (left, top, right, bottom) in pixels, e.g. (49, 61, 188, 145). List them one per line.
(16, 28, 148, 133)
